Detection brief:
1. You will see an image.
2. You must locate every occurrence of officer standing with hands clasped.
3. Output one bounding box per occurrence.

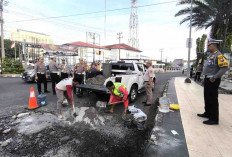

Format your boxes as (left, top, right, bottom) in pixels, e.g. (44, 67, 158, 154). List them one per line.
(198, 39, 229, 125)
(73, 58, 87, 94)
(60, 58, 69, 80)
(143, 61, 154, 106)
(34, 57, 50, 94)
(49, 57, 61, 95)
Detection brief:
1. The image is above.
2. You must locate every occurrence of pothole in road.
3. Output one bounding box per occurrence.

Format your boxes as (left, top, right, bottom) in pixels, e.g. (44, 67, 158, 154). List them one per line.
(0, 104, 158, 157)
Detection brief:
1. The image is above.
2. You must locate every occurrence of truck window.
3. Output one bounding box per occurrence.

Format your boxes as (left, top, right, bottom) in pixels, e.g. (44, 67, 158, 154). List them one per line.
(137, 64, 143, 72)
(111, 63, 135, 71)
(143, 64, 147, 71)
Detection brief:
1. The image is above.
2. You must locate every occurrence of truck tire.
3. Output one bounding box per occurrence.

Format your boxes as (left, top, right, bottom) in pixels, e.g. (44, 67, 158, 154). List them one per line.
(152, 78, 156, 91)
(129, 85, 138, 103)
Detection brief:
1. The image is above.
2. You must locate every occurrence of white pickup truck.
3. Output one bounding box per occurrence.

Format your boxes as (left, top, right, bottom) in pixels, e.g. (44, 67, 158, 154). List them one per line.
(77, 60, 156, 102)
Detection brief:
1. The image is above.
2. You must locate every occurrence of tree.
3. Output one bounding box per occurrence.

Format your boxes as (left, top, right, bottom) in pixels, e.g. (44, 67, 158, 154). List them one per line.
(175, 0, 232, 52)
(196, 34, 207, 66)
(3, 39, 20, 58)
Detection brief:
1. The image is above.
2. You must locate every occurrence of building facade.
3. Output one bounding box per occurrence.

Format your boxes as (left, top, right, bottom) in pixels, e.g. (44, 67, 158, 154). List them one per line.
(10, 29, 53, 62)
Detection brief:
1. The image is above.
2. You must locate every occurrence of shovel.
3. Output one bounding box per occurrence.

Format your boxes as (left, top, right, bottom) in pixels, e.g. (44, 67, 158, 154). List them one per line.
(72, 102, 78, 117)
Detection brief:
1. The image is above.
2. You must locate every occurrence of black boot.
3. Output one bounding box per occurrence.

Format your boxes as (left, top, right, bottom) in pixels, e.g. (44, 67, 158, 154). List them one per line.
(197, 113, 209, 118)
(203, 120, 218, 125)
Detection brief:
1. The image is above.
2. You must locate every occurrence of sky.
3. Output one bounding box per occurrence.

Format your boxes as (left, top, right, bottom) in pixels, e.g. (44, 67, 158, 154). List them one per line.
(3, 0, 210, 62)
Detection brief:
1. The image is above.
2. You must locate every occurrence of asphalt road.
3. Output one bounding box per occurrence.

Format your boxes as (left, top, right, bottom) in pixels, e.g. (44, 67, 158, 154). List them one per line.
(0, 72, 183, 156)
(0, 72, 183, 117)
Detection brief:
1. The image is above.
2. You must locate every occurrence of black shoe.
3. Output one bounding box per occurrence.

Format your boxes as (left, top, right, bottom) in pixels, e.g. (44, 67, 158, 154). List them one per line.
(38, 92, 41, 95)
(197, 113, 209, 118)
(44, 90, 50, 93)
(142, 101, 147, 104)
(203, 120, 218, 125)
(144, 104, 151, 106)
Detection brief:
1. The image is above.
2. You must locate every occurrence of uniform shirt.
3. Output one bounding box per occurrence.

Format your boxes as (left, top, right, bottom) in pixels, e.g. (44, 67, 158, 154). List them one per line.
(196, 64, 203, 72)
(143, 66, 154, 81)
(74, 63, 86, 73)
(56, 78, 73, 99)
(49, 61, 61, 73)
(203, 51, 229, 78)
(34, 62, 46, 77)
(61, 63, 69, 73)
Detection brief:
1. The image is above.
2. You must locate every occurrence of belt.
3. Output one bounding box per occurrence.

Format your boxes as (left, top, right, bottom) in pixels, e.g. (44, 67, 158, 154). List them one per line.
(205, 75, 214, 78)
(37, 72, 45, 74)
(75, 73, 83, 75)
(144, 81, 149, 82)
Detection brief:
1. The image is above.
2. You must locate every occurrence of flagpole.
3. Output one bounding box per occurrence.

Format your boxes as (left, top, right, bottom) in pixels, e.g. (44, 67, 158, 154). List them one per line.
(14, 41, 16, 61)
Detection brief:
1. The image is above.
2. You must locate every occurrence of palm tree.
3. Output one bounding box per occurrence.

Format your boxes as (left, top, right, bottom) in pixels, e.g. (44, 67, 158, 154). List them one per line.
(175, 0, 232, 51)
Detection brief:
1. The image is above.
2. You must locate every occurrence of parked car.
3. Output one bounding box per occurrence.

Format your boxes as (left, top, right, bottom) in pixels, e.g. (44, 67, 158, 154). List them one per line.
(22, 64, 51, 82)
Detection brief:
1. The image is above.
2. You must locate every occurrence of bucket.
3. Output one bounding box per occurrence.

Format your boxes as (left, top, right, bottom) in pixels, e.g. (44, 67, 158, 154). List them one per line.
(38, 94, 47, 107)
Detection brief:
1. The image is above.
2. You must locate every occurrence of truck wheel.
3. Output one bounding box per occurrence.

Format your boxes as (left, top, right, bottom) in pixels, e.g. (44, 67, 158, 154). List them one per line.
(129, 85, 138, 102)
(152, 78, 156, 91)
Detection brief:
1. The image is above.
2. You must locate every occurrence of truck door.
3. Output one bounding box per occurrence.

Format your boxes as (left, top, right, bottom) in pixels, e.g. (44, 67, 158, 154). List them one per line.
(137, 63, 144, 89)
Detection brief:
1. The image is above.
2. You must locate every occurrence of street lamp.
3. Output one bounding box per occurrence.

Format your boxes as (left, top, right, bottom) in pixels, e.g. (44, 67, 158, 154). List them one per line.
(187, 0, 193, 76)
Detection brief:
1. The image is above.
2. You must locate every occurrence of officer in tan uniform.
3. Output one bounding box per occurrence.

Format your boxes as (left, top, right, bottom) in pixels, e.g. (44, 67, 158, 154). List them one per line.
(143, 61, 154, 106)
(73, 58, 87, 94)
(198, 39, 229, 125)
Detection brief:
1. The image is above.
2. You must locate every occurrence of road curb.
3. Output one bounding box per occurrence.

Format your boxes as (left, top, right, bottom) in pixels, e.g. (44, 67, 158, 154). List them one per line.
(0, 74, 22, 78)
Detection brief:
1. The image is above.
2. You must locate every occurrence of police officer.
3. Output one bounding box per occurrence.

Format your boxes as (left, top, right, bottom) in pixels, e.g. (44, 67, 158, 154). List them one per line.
(34, 57, 50, 94)
(49, 57, 61, 95)
(60, 58, 69, 80)
(194, 63, 203, 82)
(143, 61, 154, 106)
(198, 39, 229, 125)
(73, 58, 87, 94)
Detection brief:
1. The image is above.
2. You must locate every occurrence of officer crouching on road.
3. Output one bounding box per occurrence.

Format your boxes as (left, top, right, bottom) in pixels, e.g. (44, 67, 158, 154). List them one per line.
(60, 58, 69, 80)
(49, 57, 61, 95)
(34, 57, 50, 94)
(198, 39, 229, 125)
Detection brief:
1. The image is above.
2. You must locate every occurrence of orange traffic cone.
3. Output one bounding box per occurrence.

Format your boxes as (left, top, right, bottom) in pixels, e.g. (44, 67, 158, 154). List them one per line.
(28, 87, 38, 109)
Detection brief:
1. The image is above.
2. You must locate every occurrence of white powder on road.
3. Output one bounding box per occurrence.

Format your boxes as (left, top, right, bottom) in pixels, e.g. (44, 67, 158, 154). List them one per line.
(13, 112, 58, 135)
(63, 107, 105, 128)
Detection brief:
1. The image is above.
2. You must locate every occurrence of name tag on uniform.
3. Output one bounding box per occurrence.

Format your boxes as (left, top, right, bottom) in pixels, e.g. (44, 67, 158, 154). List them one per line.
(41, 72, 45, 74)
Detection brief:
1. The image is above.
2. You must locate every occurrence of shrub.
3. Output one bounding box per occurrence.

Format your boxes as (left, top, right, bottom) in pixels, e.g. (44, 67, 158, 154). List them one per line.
(1, 58, 24, 74)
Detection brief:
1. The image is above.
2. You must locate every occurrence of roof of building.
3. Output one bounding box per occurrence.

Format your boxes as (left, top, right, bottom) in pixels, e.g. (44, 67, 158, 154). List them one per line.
(66, 41, 109, 50)
(105, 43, 142, 52)
(16, 29, 50, 36)
(66, 42, 142, 52)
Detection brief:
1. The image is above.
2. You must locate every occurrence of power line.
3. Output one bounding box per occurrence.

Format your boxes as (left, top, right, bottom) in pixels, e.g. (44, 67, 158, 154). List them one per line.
(6, 1, 178, 23)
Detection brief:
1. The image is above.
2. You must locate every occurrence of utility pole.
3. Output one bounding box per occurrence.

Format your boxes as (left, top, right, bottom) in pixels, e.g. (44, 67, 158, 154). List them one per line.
(117, 32, 123, 60)
(0, 0, 5, 59)
(160, 48, 163, 62)
(187, 0, 193, 75)
(104, 0, 106, 45)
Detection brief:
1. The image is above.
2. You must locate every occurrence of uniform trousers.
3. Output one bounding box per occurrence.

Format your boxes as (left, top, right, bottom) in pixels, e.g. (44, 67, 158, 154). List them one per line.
(51, 73, 60, 94)
(37, 73, 47, 94)
(61, 72, 69, 81)
(204, 78, 221, 122)
(145, 82, 153, 104)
